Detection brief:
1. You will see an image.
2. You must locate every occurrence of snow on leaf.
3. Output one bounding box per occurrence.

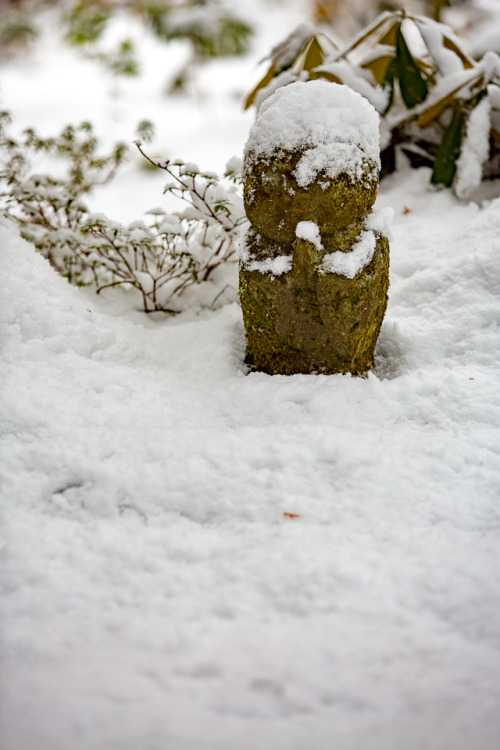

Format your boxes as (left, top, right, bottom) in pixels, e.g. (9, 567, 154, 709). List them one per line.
(416, 17, 473, 76)
(455, 96, 492, 198)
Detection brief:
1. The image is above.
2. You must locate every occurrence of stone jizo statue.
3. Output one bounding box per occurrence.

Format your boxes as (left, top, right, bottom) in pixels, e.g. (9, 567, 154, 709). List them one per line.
(239, 80, 391, 375)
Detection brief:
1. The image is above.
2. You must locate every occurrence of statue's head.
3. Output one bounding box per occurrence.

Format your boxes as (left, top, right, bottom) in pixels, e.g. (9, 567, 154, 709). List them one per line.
(243, 80, 380, 243)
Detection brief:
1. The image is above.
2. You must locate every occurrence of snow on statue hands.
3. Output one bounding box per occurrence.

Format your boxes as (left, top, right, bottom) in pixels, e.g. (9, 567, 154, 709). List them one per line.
(239, 80, 391, 375)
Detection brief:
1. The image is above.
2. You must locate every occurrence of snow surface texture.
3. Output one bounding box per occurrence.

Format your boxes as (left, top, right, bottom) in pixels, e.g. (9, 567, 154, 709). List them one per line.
(1, 168, 500, 750)
(1, 0, 500, 746)
(245, 80, 381, 186)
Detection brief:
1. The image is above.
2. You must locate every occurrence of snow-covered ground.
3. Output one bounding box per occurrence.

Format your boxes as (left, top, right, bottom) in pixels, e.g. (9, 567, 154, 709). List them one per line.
(1, 2, 500, 749)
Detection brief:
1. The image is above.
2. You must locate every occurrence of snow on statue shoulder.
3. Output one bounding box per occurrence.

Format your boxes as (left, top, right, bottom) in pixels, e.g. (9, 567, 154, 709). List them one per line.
(239, 80, 390, 376)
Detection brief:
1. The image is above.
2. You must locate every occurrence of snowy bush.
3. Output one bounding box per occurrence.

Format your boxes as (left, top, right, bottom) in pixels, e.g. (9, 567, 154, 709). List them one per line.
(0, 113, 246, 313)
(138, 1, 252, 60)
(0, 1, 252, 81)
(245, 11, 500, 195)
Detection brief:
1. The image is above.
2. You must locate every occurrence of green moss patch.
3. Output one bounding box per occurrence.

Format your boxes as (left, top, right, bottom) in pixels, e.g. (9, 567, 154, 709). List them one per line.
(239, 234, 389, 375)
(243, 150, 379, 244)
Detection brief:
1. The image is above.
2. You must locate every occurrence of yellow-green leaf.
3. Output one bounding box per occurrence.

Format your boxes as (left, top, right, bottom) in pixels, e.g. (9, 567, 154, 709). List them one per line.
(310, 69, 343, 84)
(361, 52, 395, 85)
(244, 64, 276, 110)
(343, 11, 401, 55)
(376, 20, 401, 48)
(417, 87, 463, 128)
(301, 36, 327, 72)
(417, 71, 482, 127)
(442, 34, 475, 70)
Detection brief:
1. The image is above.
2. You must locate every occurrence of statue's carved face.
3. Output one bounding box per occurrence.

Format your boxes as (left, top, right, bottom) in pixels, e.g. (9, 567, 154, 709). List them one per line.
(243, 150, 379, 244)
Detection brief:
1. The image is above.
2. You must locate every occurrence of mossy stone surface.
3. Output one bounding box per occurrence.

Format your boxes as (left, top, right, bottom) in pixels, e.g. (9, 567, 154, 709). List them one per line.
(242, 225, 289, 263)
(241, 81, 389, 376)
(239, 234, 389, 376)
(243, 150, 379, 244)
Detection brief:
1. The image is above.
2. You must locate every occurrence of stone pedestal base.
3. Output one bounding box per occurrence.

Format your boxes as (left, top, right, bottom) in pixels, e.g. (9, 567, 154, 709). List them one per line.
(239, 235, 389, 376)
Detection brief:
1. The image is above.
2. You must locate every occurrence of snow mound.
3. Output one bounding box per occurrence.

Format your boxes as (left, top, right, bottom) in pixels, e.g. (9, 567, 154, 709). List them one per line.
(245, 80, 380, 186)
(296, 220, 323, 249)
(2, 181, 500, 750)
(242, 254, 293, 276)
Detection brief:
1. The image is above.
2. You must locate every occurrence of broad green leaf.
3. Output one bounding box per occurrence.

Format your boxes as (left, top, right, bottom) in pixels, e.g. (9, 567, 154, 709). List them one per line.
(431, 102, 465, 187)
(396, 27, 428, 108)
(416, 56, 436, 82)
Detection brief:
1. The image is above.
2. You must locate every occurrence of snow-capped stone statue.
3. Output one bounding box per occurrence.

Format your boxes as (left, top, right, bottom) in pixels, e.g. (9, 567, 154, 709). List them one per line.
(239, 80, 391, 375)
